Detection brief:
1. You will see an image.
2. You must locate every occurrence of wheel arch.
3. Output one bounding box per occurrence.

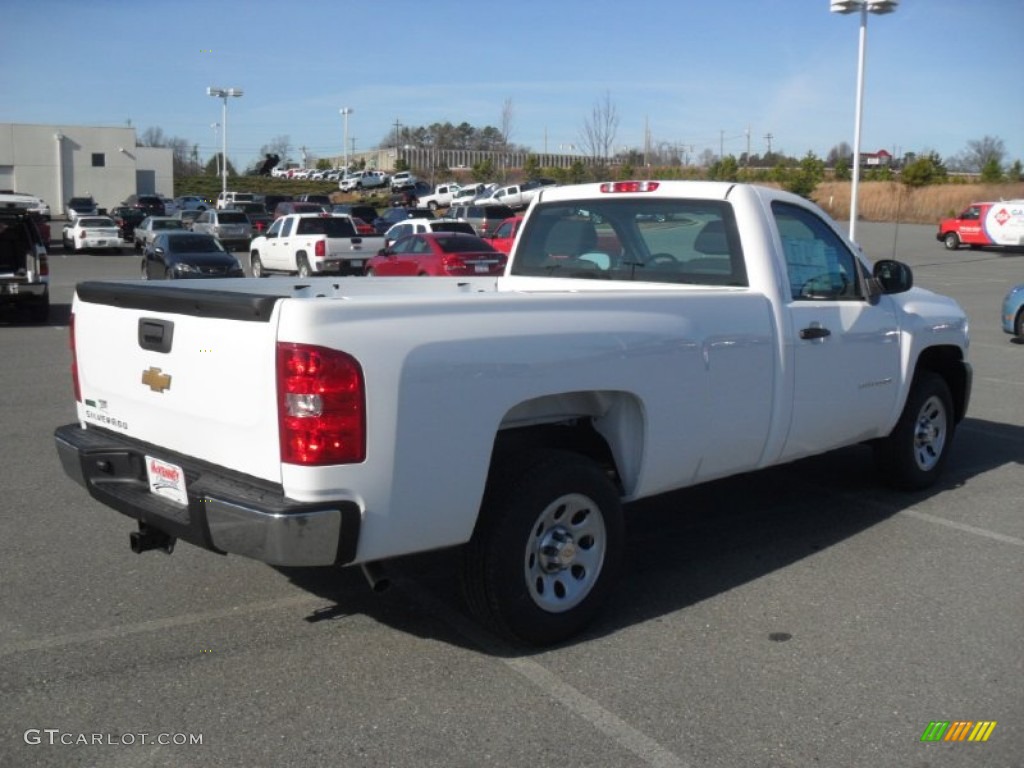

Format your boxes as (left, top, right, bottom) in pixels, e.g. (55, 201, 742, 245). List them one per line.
(491, 390, 645, 496)
(913, 345, 971, 424)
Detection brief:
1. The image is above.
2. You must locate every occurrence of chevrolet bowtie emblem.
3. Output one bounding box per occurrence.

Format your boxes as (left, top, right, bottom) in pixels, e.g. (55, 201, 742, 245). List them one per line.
(141, 367, 172, 393)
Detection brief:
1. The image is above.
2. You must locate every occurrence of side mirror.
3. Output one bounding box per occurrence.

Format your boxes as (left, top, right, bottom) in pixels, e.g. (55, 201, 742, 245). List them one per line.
(871, 259, 913, 295)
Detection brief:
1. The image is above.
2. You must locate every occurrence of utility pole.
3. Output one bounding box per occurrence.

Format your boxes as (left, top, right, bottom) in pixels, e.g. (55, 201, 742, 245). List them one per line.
(745, 126, 751, 166)
(764, 133, 774, 158)
(720, 130, 725, 160)
(393, 119, 403, 148)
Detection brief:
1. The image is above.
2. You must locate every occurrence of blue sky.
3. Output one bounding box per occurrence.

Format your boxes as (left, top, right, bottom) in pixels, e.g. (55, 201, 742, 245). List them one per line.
(2, 0, 1021, 171)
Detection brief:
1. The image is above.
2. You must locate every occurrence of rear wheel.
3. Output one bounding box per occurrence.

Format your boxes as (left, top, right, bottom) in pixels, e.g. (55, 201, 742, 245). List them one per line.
(462, 450, 623, 646)
(297, 256, 312, 278)
(1015, 308, 1024, 340)
(943, 232, 960, 250)
(874, 371, 955, 490)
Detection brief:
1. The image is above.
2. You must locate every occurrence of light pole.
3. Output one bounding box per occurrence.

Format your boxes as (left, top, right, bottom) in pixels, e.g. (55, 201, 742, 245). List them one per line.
(206, 87, 243, 200)
(340, 108, 353, 172)
(210, 123, 220, 177)
(830, 0, 898, 242)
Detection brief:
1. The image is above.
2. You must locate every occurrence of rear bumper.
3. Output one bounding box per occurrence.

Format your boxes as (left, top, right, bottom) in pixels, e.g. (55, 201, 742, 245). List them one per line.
(0, 280, 47, 304)
(54, 424, 361, 567)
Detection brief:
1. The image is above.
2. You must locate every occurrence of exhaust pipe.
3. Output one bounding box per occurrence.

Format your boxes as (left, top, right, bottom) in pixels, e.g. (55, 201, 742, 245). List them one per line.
(360, 561, 391, 592)
(129, 524, 176, 555)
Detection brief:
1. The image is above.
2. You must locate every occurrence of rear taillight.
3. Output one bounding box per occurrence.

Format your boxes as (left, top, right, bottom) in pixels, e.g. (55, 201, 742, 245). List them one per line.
(277, 343, 365, 465)
(315, 240, 326, 258)
(69, 313, 81, 402)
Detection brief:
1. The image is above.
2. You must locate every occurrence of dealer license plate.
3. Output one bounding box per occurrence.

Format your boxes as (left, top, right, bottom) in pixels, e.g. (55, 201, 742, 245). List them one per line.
(145, 455, 188, 505)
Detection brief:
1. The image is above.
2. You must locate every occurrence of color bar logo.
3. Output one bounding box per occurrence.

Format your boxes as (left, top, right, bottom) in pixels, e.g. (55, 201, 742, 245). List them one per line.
(921, 721, 997, 742)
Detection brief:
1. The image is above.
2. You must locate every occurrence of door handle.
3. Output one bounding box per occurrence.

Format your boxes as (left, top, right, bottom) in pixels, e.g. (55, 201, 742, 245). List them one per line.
(799, 326, 832, 340)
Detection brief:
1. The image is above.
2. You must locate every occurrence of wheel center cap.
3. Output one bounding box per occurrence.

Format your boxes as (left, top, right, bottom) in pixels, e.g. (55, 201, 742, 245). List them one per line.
(539, 528, 576, 571)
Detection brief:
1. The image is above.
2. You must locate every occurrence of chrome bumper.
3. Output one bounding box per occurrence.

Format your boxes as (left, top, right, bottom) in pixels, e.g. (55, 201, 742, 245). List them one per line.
(54, 424, 361, 566)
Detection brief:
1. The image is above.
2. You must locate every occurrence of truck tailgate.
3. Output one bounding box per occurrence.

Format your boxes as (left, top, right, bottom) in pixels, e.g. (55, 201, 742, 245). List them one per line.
(72, 281, 286, 483)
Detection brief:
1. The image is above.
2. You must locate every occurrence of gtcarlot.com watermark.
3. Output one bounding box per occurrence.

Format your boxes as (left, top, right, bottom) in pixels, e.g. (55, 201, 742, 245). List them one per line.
(24, 729, 203, 746)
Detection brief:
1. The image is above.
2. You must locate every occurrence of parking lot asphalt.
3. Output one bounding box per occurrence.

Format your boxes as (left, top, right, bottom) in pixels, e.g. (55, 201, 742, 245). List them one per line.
(0, 223, 1021, 767)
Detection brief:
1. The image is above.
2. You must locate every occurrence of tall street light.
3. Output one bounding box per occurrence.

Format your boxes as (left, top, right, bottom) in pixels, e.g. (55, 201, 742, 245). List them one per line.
(340, 108, 354, 172)
(830, 0, 898, 243)
(207, 87, 243, 199)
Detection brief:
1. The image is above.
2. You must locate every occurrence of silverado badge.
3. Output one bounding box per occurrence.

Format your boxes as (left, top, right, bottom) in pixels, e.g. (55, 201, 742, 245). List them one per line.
(141, 367, 172, 393)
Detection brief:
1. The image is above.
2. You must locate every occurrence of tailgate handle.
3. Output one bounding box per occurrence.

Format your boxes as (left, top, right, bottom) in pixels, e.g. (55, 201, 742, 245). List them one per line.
(138, 318, 174, 353)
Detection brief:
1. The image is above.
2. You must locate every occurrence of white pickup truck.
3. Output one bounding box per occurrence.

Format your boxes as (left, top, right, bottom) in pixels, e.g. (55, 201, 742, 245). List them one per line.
(54, 181, 971, 646)
(415, 183, 462, 211)
(482, 179, 556, 210)
(249, 213, 384, 277)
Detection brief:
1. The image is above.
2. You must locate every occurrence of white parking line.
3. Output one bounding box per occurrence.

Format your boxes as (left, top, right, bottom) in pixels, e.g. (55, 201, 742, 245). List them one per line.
(401, 581, 691, 768)
(899, 508, 1024, 547)
(0, 595, 318, 660)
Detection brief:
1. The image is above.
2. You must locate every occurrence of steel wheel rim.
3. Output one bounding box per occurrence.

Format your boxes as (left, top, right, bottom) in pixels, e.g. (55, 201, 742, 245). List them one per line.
(913, 394, 947, 471)
(524, 492, 606, 613)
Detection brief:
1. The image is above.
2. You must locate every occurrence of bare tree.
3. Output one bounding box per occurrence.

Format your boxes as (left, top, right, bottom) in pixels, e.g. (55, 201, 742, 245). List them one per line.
(139, 126, 166, 147)
(955, 135, 1006, 173)
(259, 135, 293, 165)
(579, 90, 619, 164)
(500, 97, 515, 148)
(826, 141, 853, 166)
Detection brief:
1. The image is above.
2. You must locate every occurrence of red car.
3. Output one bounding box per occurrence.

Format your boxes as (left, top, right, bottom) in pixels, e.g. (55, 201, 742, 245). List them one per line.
(487, 215, 523, 254)
(366, 232, 506, 277)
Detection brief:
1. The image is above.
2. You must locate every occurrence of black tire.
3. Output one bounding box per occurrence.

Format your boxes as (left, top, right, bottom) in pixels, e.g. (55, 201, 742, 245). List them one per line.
(365, 268, 376, 277)
(943, 232, 960, 250)
(297, 255, 311, 278)
(251, 253, 266, 278)
(140, 261, 148, 279)
(874, 371, 955, 491)
(164, 268, 175, 280)
(462, 449, 623, 646)
(29, 296, 49, 324)
(428, 201, 438, 211)
(1015, 308, 1024, 340)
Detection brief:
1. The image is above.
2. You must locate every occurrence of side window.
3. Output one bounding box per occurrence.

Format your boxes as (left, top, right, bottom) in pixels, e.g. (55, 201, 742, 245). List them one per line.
(266, 219, 282, 238)
(772, 202, 862, 301)
(280, 218, 294, 237)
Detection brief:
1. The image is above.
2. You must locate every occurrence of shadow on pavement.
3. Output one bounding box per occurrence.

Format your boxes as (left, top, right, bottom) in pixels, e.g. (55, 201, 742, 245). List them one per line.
(273, 416, 1021, 655)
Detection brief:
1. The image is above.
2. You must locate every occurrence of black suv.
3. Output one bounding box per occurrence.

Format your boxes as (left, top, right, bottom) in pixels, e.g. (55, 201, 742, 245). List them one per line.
(122, 194, 165, 217)
(0, 202, 49, 322)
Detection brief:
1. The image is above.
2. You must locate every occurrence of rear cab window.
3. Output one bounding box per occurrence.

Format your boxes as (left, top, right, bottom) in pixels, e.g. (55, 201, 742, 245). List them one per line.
(511, 199, 748, 286)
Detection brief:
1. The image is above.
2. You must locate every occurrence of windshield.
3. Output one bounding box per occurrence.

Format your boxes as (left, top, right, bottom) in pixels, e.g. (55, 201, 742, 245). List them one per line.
(436, 235, 495, 253)
(296, 217, 356, 237)
(168, 235, 225, 253)
(153, 220, 185, 230)
(510, 199, 748, 286)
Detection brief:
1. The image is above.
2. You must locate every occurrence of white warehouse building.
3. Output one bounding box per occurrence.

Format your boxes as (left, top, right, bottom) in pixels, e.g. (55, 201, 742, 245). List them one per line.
(0, 123, 173, 217)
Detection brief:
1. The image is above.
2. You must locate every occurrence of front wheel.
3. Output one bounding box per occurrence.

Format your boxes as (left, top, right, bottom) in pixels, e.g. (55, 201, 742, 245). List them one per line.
(1014, 308, 1024, 340)
(943, 232, 961, 250)
(251, 252, 266, 277)
(874, 371, 955, 491)
(462, 450, 623, 646)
